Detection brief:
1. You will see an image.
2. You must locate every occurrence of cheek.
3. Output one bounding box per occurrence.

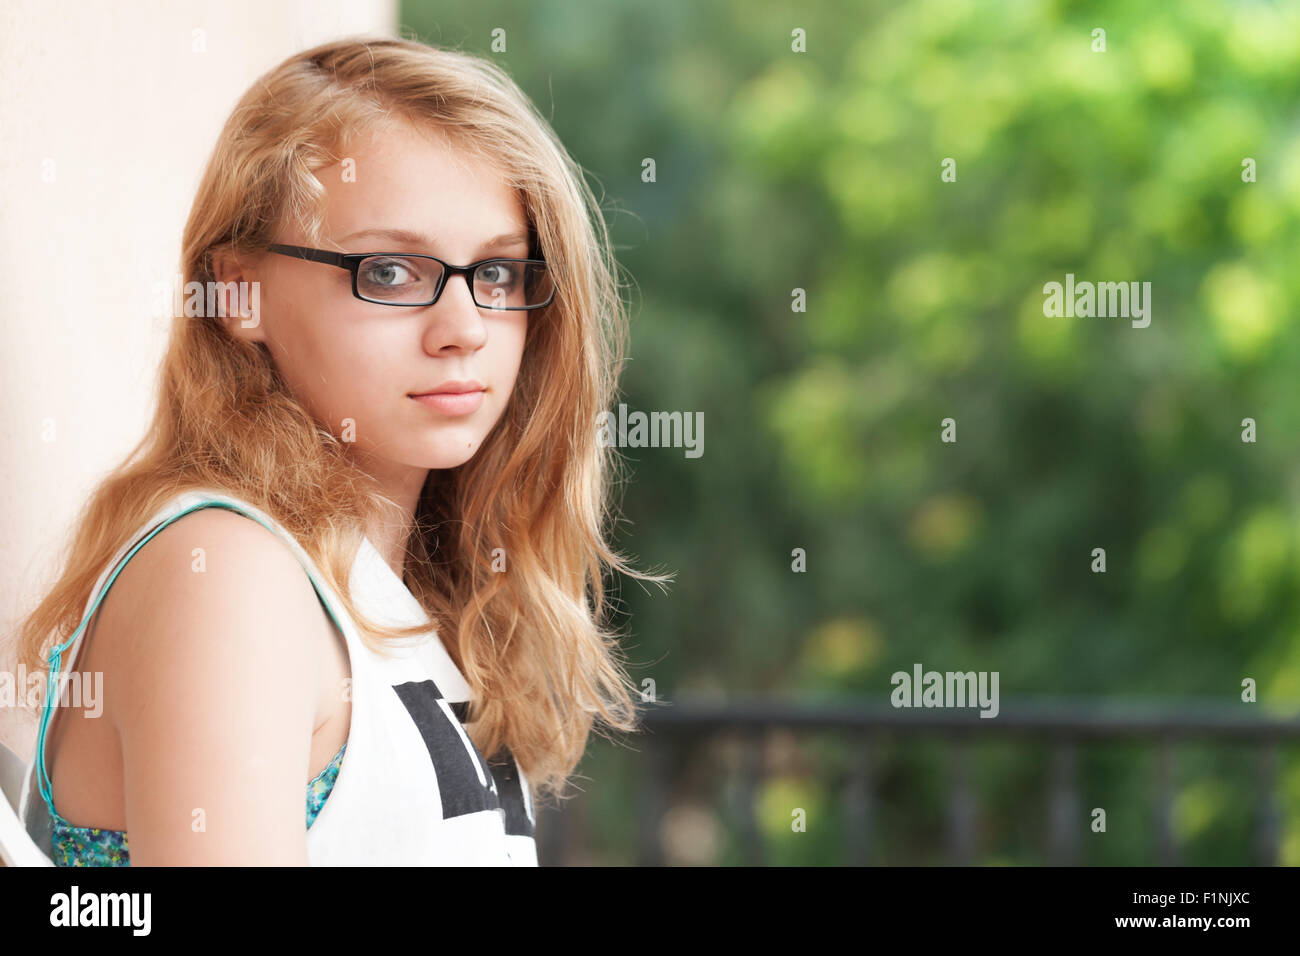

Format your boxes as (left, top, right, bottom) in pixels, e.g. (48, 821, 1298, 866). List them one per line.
(316, 334, 402, 427)
(265, 314, 370, 424)
(497, 318, 530, 387)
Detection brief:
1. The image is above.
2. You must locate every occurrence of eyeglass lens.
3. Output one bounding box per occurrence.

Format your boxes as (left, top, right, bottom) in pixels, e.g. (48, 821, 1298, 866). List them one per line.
(357, 255, 554, 309)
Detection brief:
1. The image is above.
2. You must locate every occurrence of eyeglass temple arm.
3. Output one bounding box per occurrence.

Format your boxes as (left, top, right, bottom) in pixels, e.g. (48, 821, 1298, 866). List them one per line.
(268, 244, 350, 268)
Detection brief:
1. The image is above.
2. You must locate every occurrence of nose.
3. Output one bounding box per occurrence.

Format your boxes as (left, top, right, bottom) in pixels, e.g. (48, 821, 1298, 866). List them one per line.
(422, 272, 488, 354)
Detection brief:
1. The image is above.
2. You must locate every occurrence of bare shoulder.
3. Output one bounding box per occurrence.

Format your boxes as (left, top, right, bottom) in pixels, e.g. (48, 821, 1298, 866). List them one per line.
(91, 505, 327, 864)
(92, 506, 327, 695)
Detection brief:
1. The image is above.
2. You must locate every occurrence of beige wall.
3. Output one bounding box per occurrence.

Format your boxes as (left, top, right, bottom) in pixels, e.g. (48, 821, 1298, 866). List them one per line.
(0, 0, 397, 758)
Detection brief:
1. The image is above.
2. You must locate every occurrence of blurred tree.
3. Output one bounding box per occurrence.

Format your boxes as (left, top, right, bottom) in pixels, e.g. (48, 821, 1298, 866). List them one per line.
(404, 0, 1300, 864)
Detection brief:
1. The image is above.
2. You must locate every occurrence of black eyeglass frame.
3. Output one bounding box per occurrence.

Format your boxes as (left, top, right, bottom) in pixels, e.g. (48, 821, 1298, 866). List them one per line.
(266, 243, 557, 311)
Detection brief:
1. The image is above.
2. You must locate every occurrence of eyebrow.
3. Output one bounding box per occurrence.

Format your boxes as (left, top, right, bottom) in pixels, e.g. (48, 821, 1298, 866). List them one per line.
(338, 227, 532, 253)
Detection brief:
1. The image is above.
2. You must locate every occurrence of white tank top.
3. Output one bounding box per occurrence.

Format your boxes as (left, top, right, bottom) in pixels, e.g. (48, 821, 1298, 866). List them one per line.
(18, 489, 539, 866)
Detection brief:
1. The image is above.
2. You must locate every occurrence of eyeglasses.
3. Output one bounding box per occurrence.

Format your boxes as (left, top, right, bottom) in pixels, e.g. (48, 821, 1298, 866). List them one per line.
(266, 243, 556, 310)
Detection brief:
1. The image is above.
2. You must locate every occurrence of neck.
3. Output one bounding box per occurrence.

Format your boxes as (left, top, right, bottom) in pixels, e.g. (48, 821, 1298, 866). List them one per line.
(349, 450, 431, 581)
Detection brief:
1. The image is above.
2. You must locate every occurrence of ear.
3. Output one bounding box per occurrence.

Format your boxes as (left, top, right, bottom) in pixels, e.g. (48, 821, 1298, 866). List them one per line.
(210, 247, 267, 343)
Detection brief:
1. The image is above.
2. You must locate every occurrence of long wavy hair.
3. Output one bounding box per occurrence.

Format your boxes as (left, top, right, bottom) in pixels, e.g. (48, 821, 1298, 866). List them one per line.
(14, 35, 670, 806)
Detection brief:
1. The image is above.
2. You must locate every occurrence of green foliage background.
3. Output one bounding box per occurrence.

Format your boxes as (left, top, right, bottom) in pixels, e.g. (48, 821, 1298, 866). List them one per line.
(402, 0, 1300, 864)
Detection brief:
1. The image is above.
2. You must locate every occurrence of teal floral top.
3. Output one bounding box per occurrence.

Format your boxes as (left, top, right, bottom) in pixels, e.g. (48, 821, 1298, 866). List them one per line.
(50, 742, 347, 866)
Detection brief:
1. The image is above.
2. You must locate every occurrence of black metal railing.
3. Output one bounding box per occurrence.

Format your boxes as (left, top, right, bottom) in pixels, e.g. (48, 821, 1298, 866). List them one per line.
(535, 698, 1300, 866)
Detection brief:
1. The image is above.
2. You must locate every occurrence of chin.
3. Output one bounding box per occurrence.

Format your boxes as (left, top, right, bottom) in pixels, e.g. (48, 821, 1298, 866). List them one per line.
(414, 439, 488, 470)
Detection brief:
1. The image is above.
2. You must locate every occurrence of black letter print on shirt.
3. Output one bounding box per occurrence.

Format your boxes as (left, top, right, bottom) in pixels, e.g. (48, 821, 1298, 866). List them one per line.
(392, 679, 500, 819)
(485, 750, 535, 838)
(449, 700, 535, 837)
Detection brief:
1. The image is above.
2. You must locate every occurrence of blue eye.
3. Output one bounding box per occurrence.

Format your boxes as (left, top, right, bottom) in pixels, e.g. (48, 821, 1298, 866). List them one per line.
(362, 258, 416, 286)
(357, 256, 439, 301)
(476, 261, 522, 288)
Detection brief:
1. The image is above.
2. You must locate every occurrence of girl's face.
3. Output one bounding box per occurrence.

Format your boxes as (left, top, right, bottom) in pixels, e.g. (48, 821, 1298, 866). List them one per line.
(221, 121, 532, 500)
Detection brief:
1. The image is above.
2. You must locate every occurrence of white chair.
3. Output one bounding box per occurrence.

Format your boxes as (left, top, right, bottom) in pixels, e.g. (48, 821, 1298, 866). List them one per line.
(0, 739, 55, 866)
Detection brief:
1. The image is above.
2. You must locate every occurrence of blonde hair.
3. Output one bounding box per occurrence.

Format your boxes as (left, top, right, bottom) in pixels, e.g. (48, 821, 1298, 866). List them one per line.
(15, 35, 670, 806)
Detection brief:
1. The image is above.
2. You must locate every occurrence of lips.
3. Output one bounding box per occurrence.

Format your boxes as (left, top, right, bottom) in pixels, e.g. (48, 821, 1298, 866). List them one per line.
(409, 388, 485, 416)
(409, 380, 485, 397)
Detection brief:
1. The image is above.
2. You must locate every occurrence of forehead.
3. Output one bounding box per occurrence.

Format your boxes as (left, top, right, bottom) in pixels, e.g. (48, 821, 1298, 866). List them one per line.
(315, 120, 526, 252)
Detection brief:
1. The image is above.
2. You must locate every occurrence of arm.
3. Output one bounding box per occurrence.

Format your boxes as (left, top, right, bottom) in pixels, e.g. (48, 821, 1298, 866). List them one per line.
(97, 508, 324, 865)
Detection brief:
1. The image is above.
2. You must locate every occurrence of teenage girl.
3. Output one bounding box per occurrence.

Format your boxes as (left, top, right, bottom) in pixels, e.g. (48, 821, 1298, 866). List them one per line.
(14, 36, 667, 866)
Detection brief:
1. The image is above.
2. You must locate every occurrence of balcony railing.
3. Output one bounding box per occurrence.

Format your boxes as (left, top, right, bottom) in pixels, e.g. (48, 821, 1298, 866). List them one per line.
(534, 697, 1300, 866)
